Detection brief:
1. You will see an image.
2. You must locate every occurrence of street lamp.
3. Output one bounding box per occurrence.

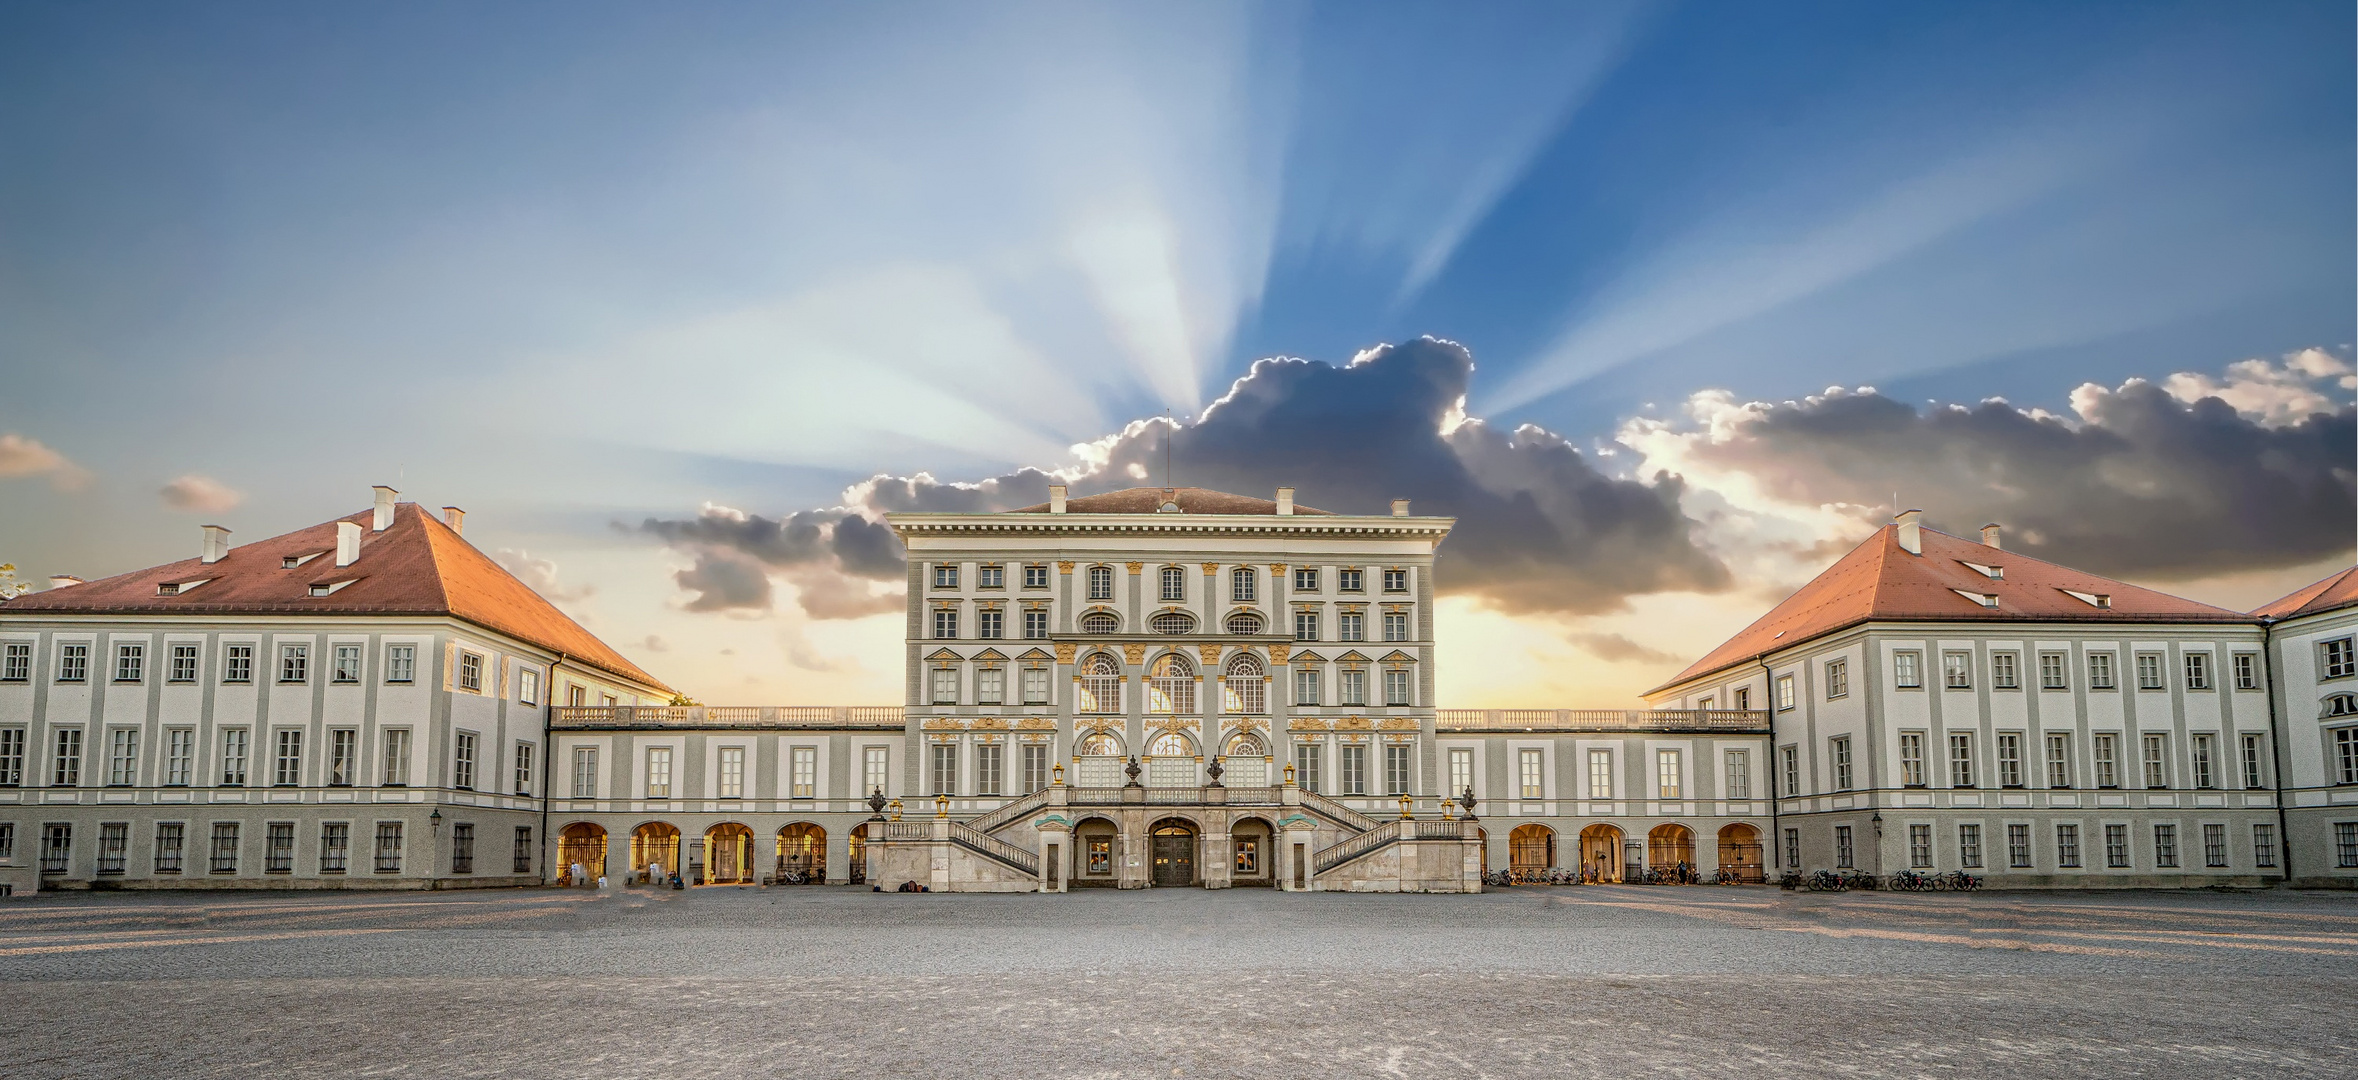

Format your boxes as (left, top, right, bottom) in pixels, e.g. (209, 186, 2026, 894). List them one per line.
(429, 808, 443, 836)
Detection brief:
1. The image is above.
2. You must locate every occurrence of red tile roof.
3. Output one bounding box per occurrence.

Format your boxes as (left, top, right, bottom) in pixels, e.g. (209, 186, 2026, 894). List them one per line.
(0, 503, 667, 691)
(1658, 524, 2252, 691)
(2252, 565, 2358, 621)
(1008, 486, 1334, 515)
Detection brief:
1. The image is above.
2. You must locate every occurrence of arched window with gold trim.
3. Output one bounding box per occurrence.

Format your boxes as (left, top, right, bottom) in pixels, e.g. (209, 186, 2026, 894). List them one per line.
(1077, 653, 1122, 714)
(1147, 653, 1196, 714)
(1147, 729, 1196, 787)
(1222, 653, 1266, 714)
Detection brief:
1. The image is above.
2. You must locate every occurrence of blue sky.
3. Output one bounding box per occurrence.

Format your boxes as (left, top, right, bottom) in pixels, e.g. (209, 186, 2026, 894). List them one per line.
(2, 2, 2351, 703)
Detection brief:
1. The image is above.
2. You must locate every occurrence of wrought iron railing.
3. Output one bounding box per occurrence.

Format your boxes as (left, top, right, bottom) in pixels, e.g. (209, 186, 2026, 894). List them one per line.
(948, 821, 1038, 875)
(550, 705, 906, 729)
(1434, 709, 1770, 733)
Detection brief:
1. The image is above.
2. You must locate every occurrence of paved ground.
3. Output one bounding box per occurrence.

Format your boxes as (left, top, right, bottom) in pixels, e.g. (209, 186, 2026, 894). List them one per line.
(2, 884, 2353, 1078)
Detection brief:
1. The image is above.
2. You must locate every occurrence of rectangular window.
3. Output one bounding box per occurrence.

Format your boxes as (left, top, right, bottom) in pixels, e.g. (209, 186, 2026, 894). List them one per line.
(382, 729, 411, 786)
(2233, 654, 2258, 691)
(2007, 823, 2031, 868)
(571, 747, 598, 797)
(96, 822, 127, 874)
(2241, 734, 2264, 789)
(1448, 748, 1473, 798)
(450, 823, 474, 874)
(315, 822, 349, 873)
(1383, 568, 1407, 592)
(1383, 668, 1410, 706)
(280, 644, 308, 684)
(931, 666, 957, 705)
(1948, 733, 1974, 787)
(2045, 734, 2071, 788)
(2088, 651, 2115, 690)
(221, 729, 248, 786)
(1338, 568, 1363, 592)
(1996, 733, 2022, 788)
(1781, 745, 1800, 797)
(714, 745, 746, 799)
(2153, 824, 2178, 867)
(2253, 823, 2277, 868)
(1024, 564, 1048, 589)
(1293, 567, 1318, 592)
(374, 822, 403, 872)
(1383, 612, 1408, 642)
(386, 644, 415, 683)
(513, 741, 532, 796)
(2339, 729, 2358, 785)
(0, 727, 20, 787)
(1784, 828, 1801, 870)
(2094, 734, 2118, 788)
(264, 822, 294, 873)
(0, 642, 27, 681)
(645, 746, 672, 798)
(978, 564, 1003, 589)
(2038, 652, 2067, 690)
(40, 824, 70, 873)
(1384, 744, 1411, 796)
(1725, 750, 1750, 799)
(2135, 653, 2163, 690)
(2141, 734, 2167, 789)
(2191, 734, 2215, 789)
(1900, 732, 1926, 787)
(1294, 743, 1322, 793)
(1294, 667, 1320, 706)
(106, 728, 137, 786)
(273, 729, 302, 786)
(1159, 567, 1185, 602)
(933, 610, 958, 640)
(1942, 651, 1972, 689)
(933, 564, 958, 589)
(2203, 823, 2227, 868)
(452, 732, 476, 791)
(1824, 659, 1848, 699)
(865, 746, 889, 797)
(791, 745, 817, 799)
(518, 669, 539, 706)
(1339, 668, 1367, 706)
(2341, 823, 2358, 868)
(57, 642, 88, 682)
(331, 644, 361, 684)
(1734, 687, 1751, 711)
(514, 827, 534, 874)
(169, 643, 198, 683)
(163, 728, 192, 786)
(976, 666, 1005, 705)
(1893, 650, 1922, 688)
(1958, 824, 1982, 868)
(2105, 823, 2130, 867)
(154, 822, 184, 873)
(2323, 637, 2357, 680)
(1991, 652, 2018, 690)
(1293, 611, 1318, 641)
(1022, 665, 1048, 705)
(1831, 737, 1852, 791)
(2183, 652, 2211, 690)
(1338, 612, 1364, 642)
(1023, 611, 1048, 640)
(1775, 675, 1795, 710)
(210, 822, 239, 873)
(1339, 744, 1367, 795)
(1521, 748, 1546, 799)
(1909, 823, 1932, 868)
(1023, 743, 1048, 794)
(931, 743, 957, 795)
(1835, 825, 1854, 868)
(1587, 748, 1612, 799)
(52, 728, 82, 787)
(114, 643, 143, 682)
(1657, 749, 1682, 798)
(978, 610, 1003, 640)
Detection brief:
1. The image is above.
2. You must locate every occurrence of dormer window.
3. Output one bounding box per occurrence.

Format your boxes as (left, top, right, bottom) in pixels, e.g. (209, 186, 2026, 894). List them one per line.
(308, 580, 355, 597)
(156, 583, 179, 596)
(2062, 589, 2112, 609)
(1961, 561, 2003, 580)
(282, 552, 322, 570)
(1951, 589, 1999, 608)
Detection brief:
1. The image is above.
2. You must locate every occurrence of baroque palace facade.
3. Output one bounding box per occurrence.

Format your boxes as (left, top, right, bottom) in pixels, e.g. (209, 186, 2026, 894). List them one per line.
(3, 486, 2355, 893)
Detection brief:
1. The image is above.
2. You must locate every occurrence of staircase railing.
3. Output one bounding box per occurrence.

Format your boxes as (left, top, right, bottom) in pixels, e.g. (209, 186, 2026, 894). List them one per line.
(947, 821, 1038, 876)
(965, 789, 1050, 835)
(1297, 790, 1378, 833)
(1311, 819, 1468, 875)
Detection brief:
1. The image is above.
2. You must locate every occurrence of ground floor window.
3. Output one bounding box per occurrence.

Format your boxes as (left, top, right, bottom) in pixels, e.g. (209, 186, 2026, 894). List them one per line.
(2253, 824, 2276, 868)
(96, 823, 127, 874)
(451, 823, 475, 874)
(2056, 824, 2080, 868)
(265, 822, 294, 873)
(210, 823, 239, 874)
(2105, 824, 2130, 868)
(1234, 837, 1259, 876)
(1957, 824, 1981, 868)
(1783, 828, 1800, 870)
(154, 823, 184, 873)
(2203, 823, 2227, 868)
(1908, 824, 1932, 868)
(375, 822, 404, 872)
(2007, 824, 2031, 868)
(2338, 822, 2358, 868)
(1835, 825, 1854, 868)
(41, 824, 69, 874)
(1087, 837, 1112, 875)
(2154, 824, 2178, 867)
(514, 827, 534, 875)
(320, 823, 349, 873)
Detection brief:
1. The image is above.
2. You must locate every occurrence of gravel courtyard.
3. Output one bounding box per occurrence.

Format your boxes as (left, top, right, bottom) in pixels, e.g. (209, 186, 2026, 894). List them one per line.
(2, 884, 2352, 1079)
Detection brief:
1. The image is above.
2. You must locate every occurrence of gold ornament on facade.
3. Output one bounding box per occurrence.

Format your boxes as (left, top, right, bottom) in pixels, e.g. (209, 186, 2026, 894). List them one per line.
(1201, 562, 1220, 575)
(1269, 564, 1287, 573)
(1268, 644, 1290, 664)
(1195, 642, 1223, 664)
(971, 717, 1009, 730)
(1287, 718, 1331, 732)
(1125, 562, 1142, 574)
(1053, 642, 1077, 664)
(1057, 561, 1074, 573)
(1338, 716, 1373, 730)
(1017, 716, 1055, 730)
(1376, 717, 1419, 731)
(1120, 642, 1148, 665)
(921, 717, 967, 731)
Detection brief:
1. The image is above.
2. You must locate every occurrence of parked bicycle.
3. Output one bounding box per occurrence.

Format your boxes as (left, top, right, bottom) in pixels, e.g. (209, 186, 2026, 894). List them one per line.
(1840, 869, 1879, 891)
(1806, 869, 1847, 892)
(1887, 869, 1934, 892)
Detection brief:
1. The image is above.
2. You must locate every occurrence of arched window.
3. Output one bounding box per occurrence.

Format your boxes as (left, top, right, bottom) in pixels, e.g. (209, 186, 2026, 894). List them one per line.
(1079, 612, 1120, 634)
(1146, 730, 1196, 786)
(1076, 731, 1122, 756)
(1149, 611, 1196, 634)
(1225, 611, 1264, 635)
(1077, 653, 1122, 714)
(2327, 693, 2358, 718)
(1087, 565, 1113, 601)
(1231, 567, 1257, 602)
(1222, 653, 1266, 714)
(1160, 566, 1186, 601)
(1147, 653, 1196, 714)
(1147, 730, 1194, 756)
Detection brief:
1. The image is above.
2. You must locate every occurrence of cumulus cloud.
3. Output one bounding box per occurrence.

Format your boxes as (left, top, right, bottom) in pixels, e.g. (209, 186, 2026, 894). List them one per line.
(639, 339, 1729, 617)
(1621, 348, 2357, 580)
(494, 549, 595, 603)
(640, 635, 670, 653)
(158, 475, 243, 514)
(0, 433, 89, 491)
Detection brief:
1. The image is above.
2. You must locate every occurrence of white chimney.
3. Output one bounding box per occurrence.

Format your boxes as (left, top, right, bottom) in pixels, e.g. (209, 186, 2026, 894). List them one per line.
(442, 506, 465, 535)
(1048, 485, 1067, 514)
(1276, 487, 1295, 516)
(1980, 523, 2002, 550)
(372, 485, 397, 531)
(335, 521, 362, 567)
(1894, 509, 1924, 556)
(1390, 499, 1410, 517)
(201, 525, 231, 564)
(48, 575, 83, 591)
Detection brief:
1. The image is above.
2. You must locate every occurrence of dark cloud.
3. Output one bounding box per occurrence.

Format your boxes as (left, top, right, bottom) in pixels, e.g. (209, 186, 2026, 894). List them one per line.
(671, 548, 773, 613)
(638, 338, 1729, 618)
(1669, 377, 2356, 578)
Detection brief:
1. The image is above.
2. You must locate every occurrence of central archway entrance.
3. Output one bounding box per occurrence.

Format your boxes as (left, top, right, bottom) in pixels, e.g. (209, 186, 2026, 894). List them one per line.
(777, 823, 826, 883)
(630, 822, 680, 884)
(558, 823, 606, 884)
(1149, 818, 1197, 886)
(1578, 823, 1624, 883)
(1509, 824, 1555, 877)
(705, 823, 755, 884)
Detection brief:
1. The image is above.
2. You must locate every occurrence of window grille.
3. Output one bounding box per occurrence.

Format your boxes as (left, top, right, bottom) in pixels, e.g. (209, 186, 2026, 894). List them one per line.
(1991, 652, 2017, 689)
(1957, 824, 1981, 868)
(1905, 824, 1932, 868)
(1658, 749, 1682, 798)
(2253, 824, 2276, 868)
(154, 823, 183, 873)
(1338, 744, 1367, 795)
(978, 611, 1003, 639)
(791, 746, 816, 799)
(265, 822, 294, 873)
(1225, 612, 1264, 634)
(332, 644, 361, 683)
(1292, 667, 1320, 706)
(1078, 655, 1123, 714)
(514, 827, 534, 874)
(2105, 824, 2129, 867)
(386, 644, 415, 683)
(2007, 824, 2031, 867)
(1023, 564, 1048, 589)
(1149, 612, 1194, 634)
(221, 729, 247, 786)
(52, 728, 81, 787)
(1825, 659, 1848, 698)
(1383, 668, 1410, 706)
(1160, 567, 1185, 601)
(2203, 823, 2227, 867)
(1080, 612, 1119, 634)
(1338, 668, 1366, 706)
(210, 823, 239, 873)
(1293, 611, 1318, 641)
(719, 747, 745, 798)
(1893, 650, 1921, 688)
(1831, 738, 1851, 791)
(2323, 638, 2357, 680)
(1521, 748, 1545, 799)
(57, 643, 88, 682)
(375, 823, 403, 872)
(2045, 734, 2071, 788)
(1724, 750, 1750, 799)
(450, 823, 474, 874)
(978, 564, 1003, 589)
(1222, 656, 1266, 714)
(977, 742, 1003, 796)
(572, 747, 598, 797)
(320, 823, 349, 873)
(97, 822, 127, 874)
(274, 729, 302, 787)
(1948, 733, 1974, 787)
(2153, 824, 2178, 867)
(1383, 744, 1410, 795)
(2038, 652, 2067, 690)
(42, 824, 71, 873)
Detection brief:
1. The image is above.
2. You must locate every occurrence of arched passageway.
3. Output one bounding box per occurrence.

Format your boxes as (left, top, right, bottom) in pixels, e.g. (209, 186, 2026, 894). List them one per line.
(630, 822, 680, 884)
(777, 823, 827, 883)
(1578, 824, 1623, 883)
(705, 823, 755, 884)
(1510, 823, 1555, 876)
(558, 823, 606, 884)
(1149, 817, 1198, 887)
(1717, 823, 1764, 883)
